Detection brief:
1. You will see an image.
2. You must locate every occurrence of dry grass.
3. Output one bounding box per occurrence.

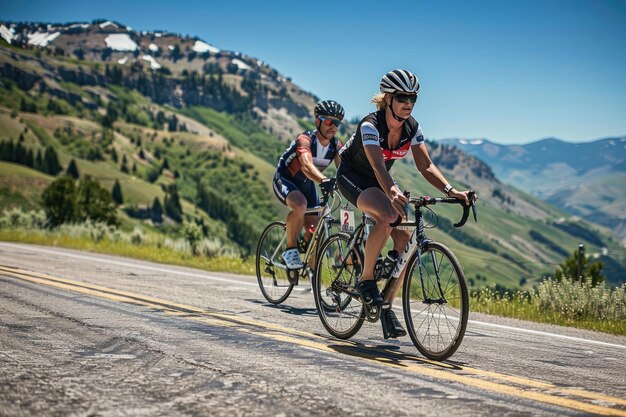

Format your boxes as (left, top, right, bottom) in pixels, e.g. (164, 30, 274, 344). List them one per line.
(471, 280, 626, 336)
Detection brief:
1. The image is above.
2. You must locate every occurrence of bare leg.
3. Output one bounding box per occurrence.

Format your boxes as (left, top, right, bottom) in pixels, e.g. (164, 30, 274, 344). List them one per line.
(356, 188, 397, 282)
(285, 191, 307, 249)
(384, 228, 411, 304)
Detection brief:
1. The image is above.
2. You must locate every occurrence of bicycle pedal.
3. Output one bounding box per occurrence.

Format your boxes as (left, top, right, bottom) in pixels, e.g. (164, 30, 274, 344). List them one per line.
(286, 269, 300, 285)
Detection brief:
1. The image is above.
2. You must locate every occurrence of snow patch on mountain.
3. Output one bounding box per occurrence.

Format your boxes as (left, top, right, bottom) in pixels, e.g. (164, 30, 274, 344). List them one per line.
(0, 25, 13, 44)
(118, 56, 129, 65)
(459, 139, 485, 145)
(68, 23, 90, 30)
(149, 43, 159, 52)
(99, 21, 118, 29)
(105, 34, 138, 51)
(28, 31, 60, 47)
(142, 55, 161, 70)
(232, 58, 250, 70)
(192, 40, 219, 54)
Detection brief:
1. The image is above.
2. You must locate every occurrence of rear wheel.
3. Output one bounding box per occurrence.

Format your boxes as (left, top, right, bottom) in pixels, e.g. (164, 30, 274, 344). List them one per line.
(256, 221, 294, 304)
(402, 241, 469, 361)
(313, 233, 364, 339)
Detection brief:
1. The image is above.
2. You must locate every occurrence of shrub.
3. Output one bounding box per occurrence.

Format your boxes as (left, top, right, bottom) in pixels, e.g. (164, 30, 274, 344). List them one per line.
(182, 221, 203, 255)
(535, 279, 625, 321)
(42, 176, 78, 227)
(130, 227, 144, 245)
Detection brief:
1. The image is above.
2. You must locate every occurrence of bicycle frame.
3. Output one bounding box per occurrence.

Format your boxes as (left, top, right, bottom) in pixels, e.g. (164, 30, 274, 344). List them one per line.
(328, 194, 475, 303)
(270, 191, 342, 277)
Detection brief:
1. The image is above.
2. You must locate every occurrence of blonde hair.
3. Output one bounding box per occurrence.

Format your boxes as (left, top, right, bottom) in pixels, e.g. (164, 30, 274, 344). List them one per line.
(371, 93, 389, 110)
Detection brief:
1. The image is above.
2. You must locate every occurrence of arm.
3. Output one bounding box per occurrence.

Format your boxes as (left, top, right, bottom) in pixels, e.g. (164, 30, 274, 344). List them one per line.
(296, 135, 328, 183)
(333, 140, 342, 169)
(363, 144, 407, 217)
(411, 143, 471, 205)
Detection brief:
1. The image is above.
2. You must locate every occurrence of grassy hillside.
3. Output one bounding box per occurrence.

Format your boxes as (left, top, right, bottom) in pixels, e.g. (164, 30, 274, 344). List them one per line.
(1, 39, 624, 289)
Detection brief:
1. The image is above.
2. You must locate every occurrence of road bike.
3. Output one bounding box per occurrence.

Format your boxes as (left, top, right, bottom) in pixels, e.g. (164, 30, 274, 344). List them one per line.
(255, 186, 342, 304)
(312, 192, 477, 361)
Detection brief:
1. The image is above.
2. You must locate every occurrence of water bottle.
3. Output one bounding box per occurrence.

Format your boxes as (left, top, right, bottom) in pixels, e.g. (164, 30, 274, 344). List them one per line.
(379, 250, 400, 280)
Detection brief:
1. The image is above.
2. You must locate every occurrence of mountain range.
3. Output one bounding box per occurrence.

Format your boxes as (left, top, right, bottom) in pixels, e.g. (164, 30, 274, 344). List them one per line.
(439, 137, 626, 240)
(1, 19, 624, 288)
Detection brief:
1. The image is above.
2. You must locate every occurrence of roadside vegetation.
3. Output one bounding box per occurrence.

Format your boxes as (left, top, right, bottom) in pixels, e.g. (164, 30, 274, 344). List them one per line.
(0, 208, 254, 275)
(471, 280, 625, 336)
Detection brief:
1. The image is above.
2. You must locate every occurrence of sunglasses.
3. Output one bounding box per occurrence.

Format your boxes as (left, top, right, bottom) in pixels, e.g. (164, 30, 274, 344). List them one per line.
(318, 116, 341, 127)
(394, 93, 417, 104)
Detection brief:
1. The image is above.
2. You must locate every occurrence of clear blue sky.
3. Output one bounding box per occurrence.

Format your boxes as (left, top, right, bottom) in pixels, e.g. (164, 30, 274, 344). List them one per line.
(2, 0, 626, 144)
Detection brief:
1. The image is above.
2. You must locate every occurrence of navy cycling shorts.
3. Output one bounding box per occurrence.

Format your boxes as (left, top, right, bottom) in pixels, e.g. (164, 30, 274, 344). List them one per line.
(273, 171, 319, 208)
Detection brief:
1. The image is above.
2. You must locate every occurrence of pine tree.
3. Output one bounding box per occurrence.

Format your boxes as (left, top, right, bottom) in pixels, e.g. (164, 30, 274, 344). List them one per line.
(66, 159, 80, 179)
(44, 146, 62, 175)
(35, 149, 43, 172)
(25, 149, 34, 168)
(120, 154, 129, 173)
(150, 196, 163, 224)
(163, 184, 183, 222)
(555, 249, 604, 287)
(111, 179, 123, 205)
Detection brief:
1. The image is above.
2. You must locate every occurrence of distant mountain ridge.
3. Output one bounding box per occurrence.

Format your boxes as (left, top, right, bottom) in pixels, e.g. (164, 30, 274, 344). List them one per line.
(439, 136, 626, 240)
(440, 137, 626, 177)
(0, 19, 321, 141)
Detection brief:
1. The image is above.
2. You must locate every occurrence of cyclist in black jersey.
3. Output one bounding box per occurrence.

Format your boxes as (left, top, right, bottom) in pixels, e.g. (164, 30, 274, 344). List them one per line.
(273, 100, 345, 272)
(337, 69, 475, 338)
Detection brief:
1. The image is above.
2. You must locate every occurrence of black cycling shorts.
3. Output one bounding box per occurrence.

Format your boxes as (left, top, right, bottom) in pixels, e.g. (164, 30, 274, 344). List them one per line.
(273, 171, 319, 208)
(336, 165, 383, 207)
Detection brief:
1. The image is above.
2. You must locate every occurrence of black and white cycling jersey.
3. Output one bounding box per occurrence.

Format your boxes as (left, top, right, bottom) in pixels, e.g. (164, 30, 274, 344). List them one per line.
(276, 130, 341, 181)
(339, 110, 424, 176)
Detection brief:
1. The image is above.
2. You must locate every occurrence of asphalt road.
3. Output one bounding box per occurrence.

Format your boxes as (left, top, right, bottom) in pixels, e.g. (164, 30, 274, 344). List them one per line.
(1, 242, 625, 417)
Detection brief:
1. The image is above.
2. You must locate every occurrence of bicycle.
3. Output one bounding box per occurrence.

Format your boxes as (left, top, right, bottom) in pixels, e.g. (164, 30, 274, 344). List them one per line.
(312, 191, 477, 361)
(255, 185, 342, 304)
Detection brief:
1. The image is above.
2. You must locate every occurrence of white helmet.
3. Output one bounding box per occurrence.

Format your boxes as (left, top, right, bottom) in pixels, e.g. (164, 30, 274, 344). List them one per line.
(380, 69, 420, 95)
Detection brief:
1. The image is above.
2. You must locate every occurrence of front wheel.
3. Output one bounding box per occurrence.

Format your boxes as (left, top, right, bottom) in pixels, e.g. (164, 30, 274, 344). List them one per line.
(402, 241, 469, 361)
(313, 233, 365, 339)
(256, 221, 294, 304)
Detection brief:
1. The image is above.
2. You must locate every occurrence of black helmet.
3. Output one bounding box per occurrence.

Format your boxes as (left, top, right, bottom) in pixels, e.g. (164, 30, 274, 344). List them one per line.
(314, 100, 345, 120)
(380, 69, 420, 95)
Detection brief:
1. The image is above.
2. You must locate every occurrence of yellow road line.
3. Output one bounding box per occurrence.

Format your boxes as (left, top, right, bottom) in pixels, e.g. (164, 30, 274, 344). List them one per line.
(2, 265, 625, 416)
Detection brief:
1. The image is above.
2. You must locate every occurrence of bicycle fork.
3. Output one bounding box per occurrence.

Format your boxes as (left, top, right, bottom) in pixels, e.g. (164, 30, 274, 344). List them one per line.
(416, 246, 447, 305)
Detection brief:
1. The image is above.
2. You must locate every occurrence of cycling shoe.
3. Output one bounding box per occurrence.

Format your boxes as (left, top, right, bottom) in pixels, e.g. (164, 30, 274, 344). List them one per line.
(282, 248, 304, 269)
(356, 279, 384, 306)
(381, 308, 406, 339)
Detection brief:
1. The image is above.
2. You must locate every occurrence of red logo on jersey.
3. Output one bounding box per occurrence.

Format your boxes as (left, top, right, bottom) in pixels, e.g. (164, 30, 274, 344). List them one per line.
(381, 143, 410, 161)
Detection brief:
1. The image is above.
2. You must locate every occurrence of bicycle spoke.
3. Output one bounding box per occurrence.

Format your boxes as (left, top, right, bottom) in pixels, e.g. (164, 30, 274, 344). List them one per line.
(313, 233, 364, 339)
(256, 222, 294, 304)
(404, 242, 468, 361)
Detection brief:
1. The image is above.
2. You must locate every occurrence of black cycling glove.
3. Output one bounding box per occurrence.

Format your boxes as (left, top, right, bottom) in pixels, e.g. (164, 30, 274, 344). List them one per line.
(320, 178, 335, 195)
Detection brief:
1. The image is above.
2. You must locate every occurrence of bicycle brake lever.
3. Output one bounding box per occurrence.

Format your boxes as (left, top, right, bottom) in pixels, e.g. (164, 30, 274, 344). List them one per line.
(469, 191, 478, 222)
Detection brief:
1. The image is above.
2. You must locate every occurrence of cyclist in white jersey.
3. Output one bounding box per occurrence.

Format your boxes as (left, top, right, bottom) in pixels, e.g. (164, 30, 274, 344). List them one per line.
(337, 69, 474, 338)
(273, 100, 345, 272)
